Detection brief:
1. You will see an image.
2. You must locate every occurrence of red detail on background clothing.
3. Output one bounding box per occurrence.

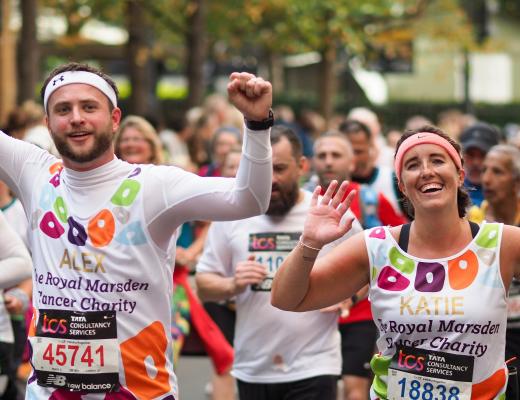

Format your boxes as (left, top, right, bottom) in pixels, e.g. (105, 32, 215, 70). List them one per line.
(173, 266, 233, 374)
(339, 298, 372, 324)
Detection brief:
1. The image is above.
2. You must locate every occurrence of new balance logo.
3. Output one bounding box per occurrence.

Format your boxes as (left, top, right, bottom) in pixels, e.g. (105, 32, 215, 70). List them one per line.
(46, 374, 66, 386)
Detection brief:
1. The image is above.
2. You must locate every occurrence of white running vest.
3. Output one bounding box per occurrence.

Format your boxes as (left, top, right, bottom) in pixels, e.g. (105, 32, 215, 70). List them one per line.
(366, 222, 508, 400)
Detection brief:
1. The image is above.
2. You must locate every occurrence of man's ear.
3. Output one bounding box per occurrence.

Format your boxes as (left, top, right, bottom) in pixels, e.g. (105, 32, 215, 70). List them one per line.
(299, 156, 309, 178)
(111, 107, 122, 133)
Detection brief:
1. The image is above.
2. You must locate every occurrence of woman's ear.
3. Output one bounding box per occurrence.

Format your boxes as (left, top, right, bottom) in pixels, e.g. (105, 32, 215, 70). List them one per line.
(398, 179, 406, 197)
(458, 168, 465, 187)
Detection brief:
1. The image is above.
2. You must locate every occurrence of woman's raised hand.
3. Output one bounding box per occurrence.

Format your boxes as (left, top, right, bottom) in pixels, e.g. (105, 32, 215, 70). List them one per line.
(301, 181, 356, 249)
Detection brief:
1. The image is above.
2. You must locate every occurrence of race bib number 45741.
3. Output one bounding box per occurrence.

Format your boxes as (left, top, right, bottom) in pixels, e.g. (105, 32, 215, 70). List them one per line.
(387, 345, 474, 400)
(31, 309, 119, 393)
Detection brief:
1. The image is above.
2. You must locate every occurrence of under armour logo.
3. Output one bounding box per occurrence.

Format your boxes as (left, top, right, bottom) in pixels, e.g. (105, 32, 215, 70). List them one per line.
(52, 75, 65, 86)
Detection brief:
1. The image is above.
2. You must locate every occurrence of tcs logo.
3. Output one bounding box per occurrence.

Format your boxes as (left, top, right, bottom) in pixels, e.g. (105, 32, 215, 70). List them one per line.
(397, 349, 425, 372)
(41, 314, 67, 335)
(250, 236, 276, 251)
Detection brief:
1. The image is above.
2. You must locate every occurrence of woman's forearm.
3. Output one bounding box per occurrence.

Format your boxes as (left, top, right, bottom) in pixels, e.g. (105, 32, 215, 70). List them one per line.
(271, 240, 319, 311)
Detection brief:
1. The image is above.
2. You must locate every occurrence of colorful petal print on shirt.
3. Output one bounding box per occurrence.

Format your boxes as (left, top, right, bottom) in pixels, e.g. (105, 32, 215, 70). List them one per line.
(377, 266, 410, 291)
(120, 321, 172, 399)
(49, 173, 61, 188)
(448, 250, 479, 290)
(478, 265, 503, 288)
(415, 262, 445, 292)
(88, 209, 115, 247)
(48, 385, 139, 399)
(374, 243, 390, 267)
(471, 367, 507, 400)
(115, 221, 148, 245)
(389, 247, 415, 274)
(369, 227, 386, 239)
(476, 224, 499, 249)
(39, 184, 58, 210)
(477, 248, 496, 266)
(111, 180, 141, 207)
(128, 167, 142, 178)
(113, 207, 130, 224)
(67, 217, 87, 246)
(53, 197, 68, 223)
(40, 211, 65, 239)
(48, 162, 63, 175)
(31, 209, 43, 230)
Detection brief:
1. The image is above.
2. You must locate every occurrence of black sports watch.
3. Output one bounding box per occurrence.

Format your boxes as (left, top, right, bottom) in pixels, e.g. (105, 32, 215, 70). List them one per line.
(245, 109, 274, 131)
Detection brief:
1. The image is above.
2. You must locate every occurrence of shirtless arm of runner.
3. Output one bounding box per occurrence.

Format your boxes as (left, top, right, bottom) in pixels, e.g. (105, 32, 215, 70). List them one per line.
(271, 181, 370, 312)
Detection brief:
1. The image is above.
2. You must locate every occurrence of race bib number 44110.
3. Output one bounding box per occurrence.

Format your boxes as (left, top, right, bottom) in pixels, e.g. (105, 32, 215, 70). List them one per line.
(248, 232, 300, 292)
(387, 345, 474, 400)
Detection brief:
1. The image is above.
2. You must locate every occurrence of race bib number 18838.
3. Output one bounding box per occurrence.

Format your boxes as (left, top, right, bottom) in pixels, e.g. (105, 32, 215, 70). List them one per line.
(387, 345, 474, 400)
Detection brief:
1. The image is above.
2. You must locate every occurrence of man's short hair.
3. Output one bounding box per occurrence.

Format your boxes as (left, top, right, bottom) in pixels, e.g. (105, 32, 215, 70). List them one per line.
(270, 125, 302, 160)
(338, 119, 372, 141)
(313, 131, 353, 158)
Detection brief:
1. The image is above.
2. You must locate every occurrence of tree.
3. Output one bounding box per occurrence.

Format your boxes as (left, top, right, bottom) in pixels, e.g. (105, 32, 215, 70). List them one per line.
(205, 1, 430, 119)
(18, 0, 39, 103)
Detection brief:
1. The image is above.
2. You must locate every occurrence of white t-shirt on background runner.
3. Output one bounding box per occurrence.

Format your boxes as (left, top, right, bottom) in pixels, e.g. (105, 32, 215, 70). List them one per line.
(197, 190, 363, 383)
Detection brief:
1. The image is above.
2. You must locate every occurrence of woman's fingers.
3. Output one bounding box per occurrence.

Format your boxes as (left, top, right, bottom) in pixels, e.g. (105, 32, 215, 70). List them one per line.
(330, 180, 349, 208)
(321, 180, 338, 206)
(342, 188, 356, 212)
(310, 185, 321, 207)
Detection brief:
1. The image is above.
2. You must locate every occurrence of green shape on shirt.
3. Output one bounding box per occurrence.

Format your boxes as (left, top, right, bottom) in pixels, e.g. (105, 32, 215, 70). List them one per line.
(111, 179, 141, 206)
(476, 224, 499, 249)
(370, 353, 392, 399)
(53, 196, 68, 223)
(389, 247, 415, 274)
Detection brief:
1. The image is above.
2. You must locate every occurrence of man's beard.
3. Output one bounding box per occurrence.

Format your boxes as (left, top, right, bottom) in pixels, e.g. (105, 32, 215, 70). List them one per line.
(52, 130, 113, 163)
(266, 182, 299, 216)
(318, 169, 347, 189)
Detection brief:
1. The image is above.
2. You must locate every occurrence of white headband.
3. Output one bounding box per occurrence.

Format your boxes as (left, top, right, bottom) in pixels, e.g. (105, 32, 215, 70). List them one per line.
(43, 71, 117, 111)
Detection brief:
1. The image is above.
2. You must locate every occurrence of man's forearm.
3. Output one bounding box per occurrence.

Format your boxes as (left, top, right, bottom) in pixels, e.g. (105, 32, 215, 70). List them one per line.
(195, 273, 237, 302)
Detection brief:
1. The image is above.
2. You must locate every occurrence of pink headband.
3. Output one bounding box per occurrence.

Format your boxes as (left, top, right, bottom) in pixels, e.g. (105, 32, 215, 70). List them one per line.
(394, 132, 462, 181)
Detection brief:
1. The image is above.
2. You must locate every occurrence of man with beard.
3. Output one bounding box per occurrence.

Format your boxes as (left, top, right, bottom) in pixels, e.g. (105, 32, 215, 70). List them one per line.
(0, 62, 273, 399)
(195, 126, 362, 400)
(460, 122, 501, 206)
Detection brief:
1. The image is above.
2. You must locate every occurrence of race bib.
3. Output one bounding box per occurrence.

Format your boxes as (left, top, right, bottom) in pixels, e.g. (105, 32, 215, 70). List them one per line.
(248, 232, 299, 292)
(387, 345, 474, 400)
(32, 310, 119, 392)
